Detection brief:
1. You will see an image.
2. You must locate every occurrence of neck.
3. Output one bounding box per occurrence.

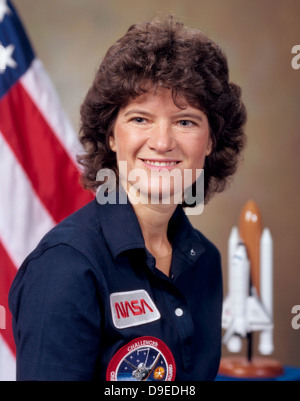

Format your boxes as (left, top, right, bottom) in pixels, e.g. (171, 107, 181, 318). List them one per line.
(132, 202, 176, 257)
(133, 202, 176, 240)
(132, 201, 177, 277)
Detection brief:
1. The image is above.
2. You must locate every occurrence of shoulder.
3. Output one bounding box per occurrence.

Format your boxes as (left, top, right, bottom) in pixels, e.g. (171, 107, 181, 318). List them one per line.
(182, 207, 221, 259)
(194, 228, 221, 260)
(9, 243, 100, 313)
(194, 228, 222, 277)
(192, 228, 223, 293)
(9, 200, 106, 307)
(38, 199, 101, 249)
(24, 199, 105, 268)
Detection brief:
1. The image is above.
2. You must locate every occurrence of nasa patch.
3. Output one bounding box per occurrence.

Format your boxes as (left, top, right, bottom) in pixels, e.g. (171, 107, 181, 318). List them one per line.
(110, 290, 161, 329)
(106, 336, 176, 381)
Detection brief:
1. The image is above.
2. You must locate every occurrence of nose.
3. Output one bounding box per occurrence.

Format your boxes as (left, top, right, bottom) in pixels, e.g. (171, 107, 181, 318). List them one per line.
(147, 122, 175, 153)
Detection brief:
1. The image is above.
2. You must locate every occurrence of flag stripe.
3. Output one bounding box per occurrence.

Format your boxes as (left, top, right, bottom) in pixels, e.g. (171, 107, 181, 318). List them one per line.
(21, 59, 82, 164)
(0, 240, 17, 357)
(0, 80, 92, 223)
(0, 132, 55, 267)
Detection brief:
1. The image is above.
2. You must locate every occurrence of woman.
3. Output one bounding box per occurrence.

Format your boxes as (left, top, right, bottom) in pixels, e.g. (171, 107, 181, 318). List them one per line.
(9, 16, 246, 381)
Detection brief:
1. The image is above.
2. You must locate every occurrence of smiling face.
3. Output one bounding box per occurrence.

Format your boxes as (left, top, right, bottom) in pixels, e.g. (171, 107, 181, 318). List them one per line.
(109, 87, 212, 204)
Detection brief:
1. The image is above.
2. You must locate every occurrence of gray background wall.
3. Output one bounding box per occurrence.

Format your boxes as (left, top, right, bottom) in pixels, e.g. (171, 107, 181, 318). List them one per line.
(14, 0, 300, 367)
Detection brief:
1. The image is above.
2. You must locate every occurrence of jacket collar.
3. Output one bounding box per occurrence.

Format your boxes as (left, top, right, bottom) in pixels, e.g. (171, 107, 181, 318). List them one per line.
(96, 194, 205, 262)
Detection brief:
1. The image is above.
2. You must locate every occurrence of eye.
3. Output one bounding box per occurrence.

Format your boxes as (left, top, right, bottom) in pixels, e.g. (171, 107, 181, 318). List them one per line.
(132, 117, 147, 124)
(178, 120, 195, 127)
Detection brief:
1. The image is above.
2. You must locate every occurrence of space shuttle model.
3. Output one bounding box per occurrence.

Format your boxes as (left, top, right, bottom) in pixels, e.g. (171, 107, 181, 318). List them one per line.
(222, 200, 274, 356)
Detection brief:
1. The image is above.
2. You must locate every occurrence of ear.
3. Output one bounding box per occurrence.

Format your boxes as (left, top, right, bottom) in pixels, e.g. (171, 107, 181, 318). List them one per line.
(109, 135, 116, 152)
(205, 137, 213, 156)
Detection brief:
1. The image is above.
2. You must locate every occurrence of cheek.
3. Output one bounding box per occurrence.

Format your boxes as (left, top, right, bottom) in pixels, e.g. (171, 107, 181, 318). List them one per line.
(115, 133, 146, 161)
(110, 126, 128, 158)
(114, 142, 126, 161)
(187, 140, 210, 168)
(112, 138, 137, 165)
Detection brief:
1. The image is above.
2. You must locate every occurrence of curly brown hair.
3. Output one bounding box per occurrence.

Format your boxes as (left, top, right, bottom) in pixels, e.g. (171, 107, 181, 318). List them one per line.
(78, 15, 247, 203)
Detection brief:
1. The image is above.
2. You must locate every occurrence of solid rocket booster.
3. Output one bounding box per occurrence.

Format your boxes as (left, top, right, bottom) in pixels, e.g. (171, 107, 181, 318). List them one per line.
(259, 228, 274, 355)
(239, 200, 263, 295)
(229, 244, 250, 335)
(228, 226, 239, 285)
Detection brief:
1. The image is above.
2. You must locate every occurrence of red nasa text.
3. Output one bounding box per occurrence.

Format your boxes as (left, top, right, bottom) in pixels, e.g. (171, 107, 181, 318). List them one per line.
(114, 298, 154, 319)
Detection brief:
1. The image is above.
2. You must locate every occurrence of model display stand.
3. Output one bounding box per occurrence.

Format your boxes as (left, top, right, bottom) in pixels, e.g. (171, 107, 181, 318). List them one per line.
(219, 356, 283, 379)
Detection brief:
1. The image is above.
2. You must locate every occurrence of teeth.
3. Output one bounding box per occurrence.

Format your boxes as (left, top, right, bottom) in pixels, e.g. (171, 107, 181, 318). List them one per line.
(144, 160, 178, 166)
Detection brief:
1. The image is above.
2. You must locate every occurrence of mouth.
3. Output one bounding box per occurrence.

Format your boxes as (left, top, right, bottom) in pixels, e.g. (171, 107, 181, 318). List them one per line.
(140, 159, 181, 170)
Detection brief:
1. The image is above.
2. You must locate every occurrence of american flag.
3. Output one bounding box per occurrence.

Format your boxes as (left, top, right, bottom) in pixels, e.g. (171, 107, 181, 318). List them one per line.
(0, 0, 93, 380)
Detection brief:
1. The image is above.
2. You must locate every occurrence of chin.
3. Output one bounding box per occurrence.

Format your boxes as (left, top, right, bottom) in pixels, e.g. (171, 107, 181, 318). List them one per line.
(144, 185, 183, 206)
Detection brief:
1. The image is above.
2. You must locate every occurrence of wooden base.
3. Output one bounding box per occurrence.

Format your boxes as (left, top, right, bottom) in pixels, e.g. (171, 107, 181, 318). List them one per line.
(219, 357, 284, 379)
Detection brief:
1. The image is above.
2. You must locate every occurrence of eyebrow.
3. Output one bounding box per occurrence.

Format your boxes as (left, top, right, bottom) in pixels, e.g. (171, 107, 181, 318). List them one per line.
(124, 109, 155, 118)
(124, 109, 204, 122)
(174, 112, 204, 122)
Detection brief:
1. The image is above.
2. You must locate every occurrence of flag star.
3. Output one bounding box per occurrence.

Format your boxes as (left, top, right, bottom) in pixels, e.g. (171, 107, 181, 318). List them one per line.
(0, 43, 18, 74)
(0, 0, 11, 23)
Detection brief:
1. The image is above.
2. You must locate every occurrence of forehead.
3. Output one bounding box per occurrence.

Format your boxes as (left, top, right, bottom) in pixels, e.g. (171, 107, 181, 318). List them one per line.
(121, 87, 202, 114)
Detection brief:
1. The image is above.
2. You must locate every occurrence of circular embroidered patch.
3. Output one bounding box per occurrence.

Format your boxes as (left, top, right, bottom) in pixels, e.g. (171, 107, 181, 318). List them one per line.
(106, 336, 176, 381)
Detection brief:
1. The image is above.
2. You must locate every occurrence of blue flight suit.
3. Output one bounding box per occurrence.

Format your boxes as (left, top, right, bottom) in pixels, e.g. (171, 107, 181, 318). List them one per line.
(9, 197, 222, 381)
